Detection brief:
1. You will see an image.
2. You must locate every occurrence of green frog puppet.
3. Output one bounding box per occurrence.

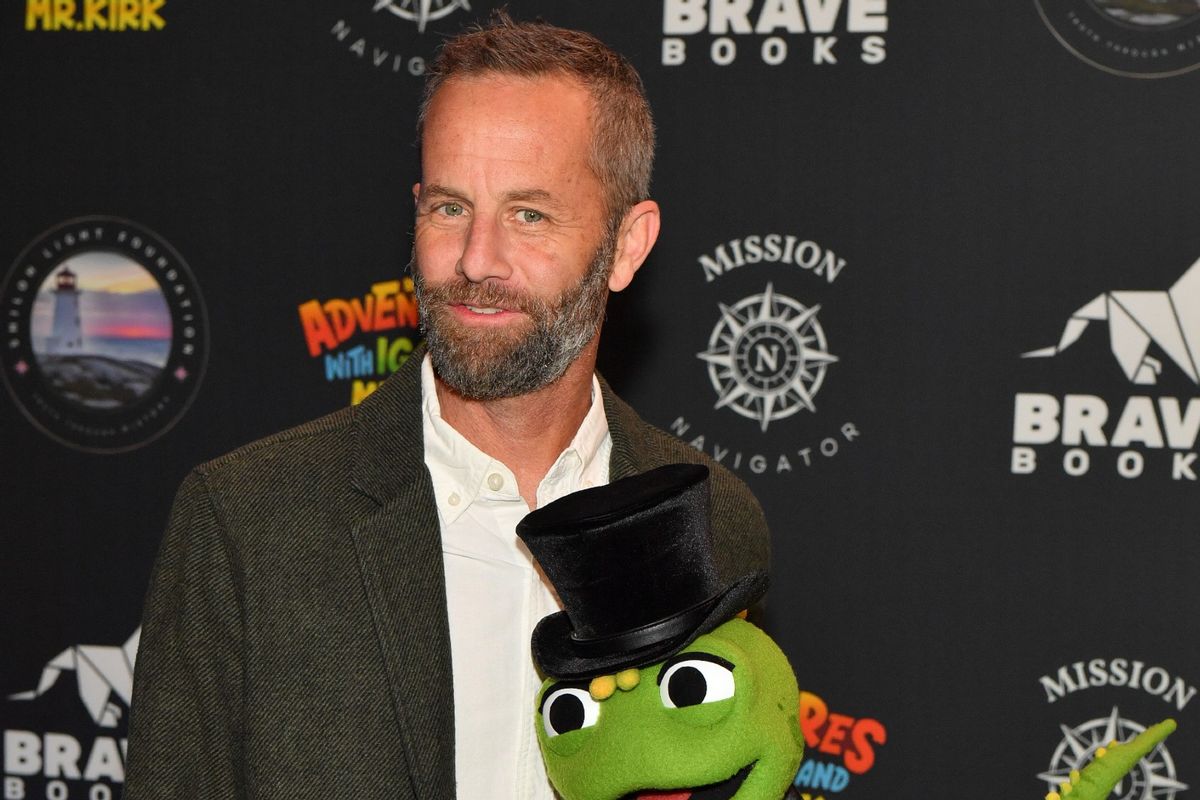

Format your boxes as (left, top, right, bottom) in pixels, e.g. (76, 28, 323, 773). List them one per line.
(516, 464, 1175, 800)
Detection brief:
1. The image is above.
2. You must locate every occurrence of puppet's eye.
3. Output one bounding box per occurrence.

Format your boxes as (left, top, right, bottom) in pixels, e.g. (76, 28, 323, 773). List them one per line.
(658, 655, 736, 709)
(540, 687, 600, 737)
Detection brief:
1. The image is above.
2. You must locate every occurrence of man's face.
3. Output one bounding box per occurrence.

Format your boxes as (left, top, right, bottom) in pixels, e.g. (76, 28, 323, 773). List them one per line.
(412, 74, 615, 400)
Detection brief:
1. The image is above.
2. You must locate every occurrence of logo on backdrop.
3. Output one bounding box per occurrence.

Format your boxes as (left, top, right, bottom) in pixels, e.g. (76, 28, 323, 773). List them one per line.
(789, 690, 887, 797)
(1, 217, 208, 453)
(296, 277, 421, 405)
(698, 283, 838, 432)
(661, 0, 888, 68)
(24, 0, 166, 31)
(1010, 257, 1200, 481)
(326, 1, 491, 77)
(1034, 0, 1200, 78)
(670, 233, 861, 480)
(4, 628, 140, 799)
(1036, 658, 1193, 798)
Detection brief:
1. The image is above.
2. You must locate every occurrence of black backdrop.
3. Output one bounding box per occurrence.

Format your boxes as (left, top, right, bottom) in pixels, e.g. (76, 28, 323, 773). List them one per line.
(3, 2, 1198, 797)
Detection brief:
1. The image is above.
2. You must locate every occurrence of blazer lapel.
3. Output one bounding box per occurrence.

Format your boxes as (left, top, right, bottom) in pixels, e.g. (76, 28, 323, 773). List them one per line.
(348, 347, 455, 800)
(600, 373, 653, 480)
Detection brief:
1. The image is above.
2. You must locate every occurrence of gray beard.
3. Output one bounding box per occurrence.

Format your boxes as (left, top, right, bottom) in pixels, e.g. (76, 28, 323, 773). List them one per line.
(411, 234, 614, 401)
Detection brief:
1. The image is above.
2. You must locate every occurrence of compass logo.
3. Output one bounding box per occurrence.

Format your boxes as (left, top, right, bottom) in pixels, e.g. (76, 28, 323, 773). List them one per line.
(698, 283, 838, 432)
(667, 231, 861, 480)
(327, 1, 489, 76)
(371, 0, 472, 33)
(1040, 708, 1188, 799)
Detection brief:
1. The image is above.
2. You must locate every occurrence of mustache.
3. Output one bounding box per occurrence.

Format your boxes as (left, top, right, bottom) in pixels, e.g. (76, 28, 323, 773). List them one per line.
(415, 275, 547, 315)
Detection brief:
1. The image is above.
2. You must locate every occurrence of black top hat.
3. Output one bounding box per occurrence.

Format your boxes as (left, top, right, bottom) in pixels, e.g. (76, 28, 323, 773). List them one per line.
(516, 463, 768, 680)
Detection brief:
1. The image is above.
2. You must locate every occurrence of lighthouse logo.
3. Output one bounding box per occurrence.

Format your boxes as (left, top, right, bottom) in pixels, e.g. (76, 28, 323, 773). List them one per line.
(1, 217, 208, 452)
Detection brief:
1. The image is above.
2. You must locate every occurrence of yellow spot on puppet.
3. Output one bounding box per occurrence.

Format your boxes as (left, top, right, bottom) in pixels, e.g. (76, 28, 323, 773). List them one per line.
(1060, 781, 1073, 795)
(1095, 746, 1108, 758)
(1046, 792, 1062, 800)
(590, 675, 617, 701)
(1069, 770, 1080, 784)
(616, 668, 640, 691)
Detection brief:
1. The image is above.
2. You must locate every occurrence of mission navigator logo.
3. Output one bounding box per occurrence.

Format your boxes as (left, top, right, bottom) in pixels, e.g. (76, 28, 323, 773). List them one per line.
(327, 0, 491, 76)
(669, 232, 863, 480)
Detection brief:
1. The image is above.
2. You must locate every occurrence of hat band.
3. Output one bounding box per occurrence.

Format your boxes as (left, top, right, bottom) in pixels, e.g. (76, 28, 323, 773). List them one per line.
(567, 593, 719, 658)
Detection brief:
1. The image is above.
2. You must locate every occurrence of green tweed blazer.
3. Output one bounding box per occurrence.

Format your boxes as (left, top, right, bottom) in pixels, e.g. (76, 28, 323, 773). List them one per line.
(123, 348, 769, 800)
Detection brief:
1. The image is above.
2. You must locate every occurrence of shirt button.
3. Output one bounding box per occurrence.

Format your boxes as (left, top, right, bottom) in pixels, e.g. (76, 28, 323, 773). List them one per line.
(487, 473, 505, 491)
(448, 492, 461, 506)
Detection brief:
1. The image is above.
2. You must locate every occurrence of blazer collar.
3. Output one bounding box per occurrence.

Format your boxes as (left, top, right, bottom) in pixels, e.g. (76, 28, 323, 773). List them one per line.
(348, 342, 456, 799)
(346, 347, 647, 800)
(600, 371, 651, 480)
(348, 342, 430, 504)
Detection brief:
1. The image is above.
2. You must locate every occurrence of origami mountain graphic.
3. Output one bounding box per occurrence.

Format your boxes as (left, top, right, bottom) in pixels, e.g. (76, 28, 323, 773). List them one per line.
(8, 628, 140, 728)
(1023, 258, 1200, 385)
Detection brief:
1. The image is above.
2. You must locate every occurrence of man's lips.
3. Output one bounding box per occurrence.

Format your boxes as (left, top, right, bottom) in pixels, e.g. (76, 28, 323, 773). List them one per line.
(619, 763, 755, 800)
(449, 302, 521, 320)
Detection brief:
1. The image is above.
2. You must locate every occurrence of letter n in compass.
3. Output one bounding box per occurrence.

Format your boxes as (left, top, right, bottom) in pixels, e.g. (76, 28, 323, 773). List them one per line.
(697, 283, 838, 432)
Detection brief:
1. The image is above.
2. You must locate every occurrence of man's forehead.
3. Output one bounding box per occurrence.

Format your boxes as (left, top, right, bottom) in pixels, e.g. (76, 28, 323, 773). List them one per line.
(419, 74, 599, 200)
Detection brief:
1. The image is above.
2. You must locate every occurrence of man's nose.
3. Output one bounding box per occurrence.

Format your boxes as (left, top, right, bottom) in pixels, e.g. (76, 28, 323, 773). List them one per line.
(457, 214, 513, 284)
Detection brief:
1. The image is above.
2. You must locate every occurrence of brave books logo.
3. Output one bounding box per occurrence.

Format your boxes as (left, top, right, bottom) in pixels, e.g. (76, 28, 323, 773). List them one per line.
(4, 628, 141, 800)
(1011, 258, 1200, 481)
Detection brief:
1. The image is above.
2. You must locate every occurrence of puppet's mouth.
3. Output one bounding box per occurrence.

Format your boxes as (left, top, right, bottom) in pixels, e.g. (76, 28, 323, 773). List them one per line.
(620, 762, 755, 800)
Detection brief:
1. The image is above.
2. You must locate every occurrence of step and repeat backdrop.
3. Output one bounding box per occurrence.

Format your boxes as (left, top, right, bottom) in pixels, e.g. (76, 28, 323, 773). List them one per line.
(3, 1, 1198, 798)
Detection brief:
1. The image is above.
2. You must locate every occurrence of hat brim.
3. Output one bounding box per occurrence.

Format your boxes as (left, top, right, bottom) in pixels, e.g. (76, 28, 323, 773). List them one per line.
(531, 570, 769, 680)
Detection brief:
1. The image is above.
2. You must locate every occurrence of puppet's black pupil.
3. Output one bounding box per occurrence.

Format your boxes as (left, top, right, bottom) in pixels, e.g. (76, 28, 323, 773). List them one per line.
(667, 666, 708, 707)
(549, 694, 585, 733)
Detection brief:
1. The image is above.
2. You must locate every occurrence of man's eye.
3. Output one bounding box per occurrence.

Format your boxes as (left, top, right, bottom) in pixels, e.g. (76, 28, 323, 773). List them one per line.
(439, 203, 464, 217)
(658, 657, 736, 708)
(540, 686, 600, 737)
(519, 209, 544, 224)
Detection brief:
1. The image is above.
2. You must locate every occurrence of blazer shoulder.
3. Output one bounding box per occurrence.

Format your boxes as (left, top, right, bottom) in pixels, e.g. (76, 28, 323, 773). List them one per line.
(604, 384, 767, 534)
(187, 405, 359, 507)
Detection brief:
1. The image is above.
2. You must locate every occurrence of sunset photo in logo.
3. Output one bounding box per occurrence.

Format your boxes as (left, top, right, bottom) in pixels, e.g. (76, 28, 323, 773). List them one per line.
(1090, 0, 1200, 28)
(29, 251, 171, 409)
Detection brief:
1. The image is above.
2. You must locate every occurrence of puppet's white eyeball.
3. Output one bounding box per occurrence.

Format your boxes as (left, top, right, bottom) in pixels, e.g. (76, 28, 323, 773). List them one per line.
(658, 655, 736, 709)
(541, 687, 601, 738)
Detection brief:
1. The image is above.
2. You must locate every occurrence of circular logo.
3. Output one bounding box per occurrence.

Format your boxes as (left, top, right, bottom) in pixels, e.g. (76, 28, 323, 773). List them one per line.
(1035, 0, 1200, 78)
(697, 283, 839, 432)
(372, 0, 472, 32)
(1039, 708, 1187, 799)
(1, 217, 209, 453)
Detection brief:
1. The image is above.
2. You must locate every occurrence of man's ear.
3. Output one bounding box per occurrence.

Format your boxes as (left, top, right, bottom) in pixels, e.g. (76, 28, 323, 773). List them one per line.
(608, 200, 661, 293)
(412, 183, 421, 205)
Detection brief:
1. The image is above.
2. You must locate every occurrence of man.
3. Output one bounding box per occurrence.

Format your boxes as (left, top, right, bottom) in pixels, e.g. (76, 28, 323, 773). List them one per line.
(124, 16, 768, 800)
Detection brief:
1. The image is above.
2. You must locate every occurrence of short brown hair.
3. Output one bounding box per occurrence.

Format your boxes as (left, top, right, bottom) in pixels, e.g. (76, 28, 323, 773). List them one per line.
(418, 13, 655, 231)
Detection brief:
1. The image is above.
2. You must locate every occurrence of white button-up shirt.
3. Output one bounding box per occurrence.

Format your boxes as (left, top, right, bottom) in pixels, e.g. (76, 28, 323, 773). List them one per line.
(420, 355, 611, 799)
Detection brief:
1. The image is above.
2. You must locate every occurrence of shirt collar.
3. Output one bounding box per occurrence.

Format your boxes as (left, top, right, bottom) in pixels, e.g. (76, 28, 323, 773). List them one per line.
(420, 354, 610, 524)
